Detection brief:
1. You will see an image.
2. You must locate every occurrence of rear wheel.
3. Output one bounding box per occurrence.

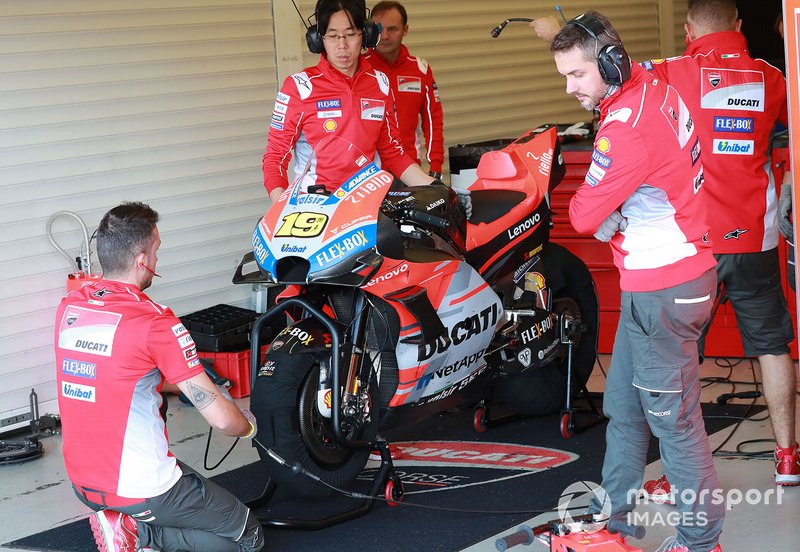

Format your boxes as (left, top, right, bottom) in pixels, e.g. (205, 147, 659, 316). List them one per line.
(249, 353, 379, 498)
(494, 242, 599, 416)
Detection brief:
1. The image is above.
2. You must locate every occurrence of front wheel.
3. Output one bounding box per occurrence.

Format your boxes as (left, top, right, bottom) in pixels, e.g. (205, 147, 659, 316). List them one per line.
(249, 353, 379, 499)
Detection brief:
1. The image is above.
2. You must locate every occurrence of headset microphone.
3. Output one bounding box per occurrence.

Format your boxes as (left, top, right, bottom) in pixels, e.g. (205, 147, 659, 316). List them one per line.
(490, 17, 534, 38)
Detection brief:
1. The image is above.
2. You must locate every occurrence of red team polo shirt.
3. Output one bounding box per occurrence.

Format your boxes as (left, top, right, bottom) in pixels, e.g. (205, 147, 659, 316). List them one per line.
(643, 32, 788, 254)
(55, 280, 203, 499)
(262, 55, 415, 194)
(569, 63, 716, 292)
(363, 45, 444, 174)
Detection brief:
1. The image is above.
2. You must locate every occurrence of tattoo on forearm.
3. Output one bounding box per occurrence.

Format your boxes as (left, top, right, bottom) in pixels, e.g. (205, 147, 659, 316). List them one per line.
(186, 381, 217, 410)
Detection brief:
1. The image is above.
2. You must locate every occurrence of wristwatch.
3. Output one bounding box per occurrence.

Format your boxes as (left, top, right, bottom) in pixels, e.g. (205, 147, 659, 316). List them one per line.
(429, 171, 442, 180)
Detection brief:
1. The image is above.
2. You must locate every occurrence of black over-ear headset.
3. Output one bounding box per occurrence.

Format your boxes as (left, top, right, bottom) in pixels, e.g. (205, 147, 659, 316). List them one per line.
(567, 13, 631, 86)
(306, 1, 380, 54)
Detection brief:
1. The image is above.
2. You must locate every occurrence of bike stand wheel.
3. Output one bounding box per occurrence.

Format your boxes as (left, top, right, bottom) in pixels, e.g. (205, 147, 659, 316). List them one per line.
(473, 406, 488, 433)
(560, 411, 574, 439)
(385, 477, 404, 506)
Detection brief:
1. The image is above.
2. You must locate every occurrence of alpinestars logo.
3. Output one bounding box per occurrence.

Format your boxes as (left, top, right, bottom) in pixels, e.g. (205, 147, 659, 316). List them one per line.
(724, 228, 749, 240)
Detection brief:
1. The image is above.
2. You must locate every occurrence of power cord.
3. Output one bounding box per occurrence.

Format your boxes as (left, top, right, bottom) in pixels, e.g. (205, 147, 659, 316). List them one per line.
(250, 436, 587, 516)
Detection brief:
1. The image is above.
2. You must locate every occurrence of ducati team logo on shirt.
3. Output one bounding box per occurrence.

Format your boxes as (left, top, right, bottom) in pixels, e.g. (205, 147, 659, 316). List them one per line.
(398, 76, 422, 93)
(361, 98, 385, 121)
(700, 68, 765, 112)
(58, 306, 121, 357)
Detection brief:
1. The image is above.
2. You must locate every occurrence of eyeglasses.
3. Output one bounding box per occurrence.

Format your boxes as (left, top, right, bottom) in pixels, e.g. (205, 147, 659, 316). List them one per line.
(322, 31, 362, 43)
(139, 262, 161, 278)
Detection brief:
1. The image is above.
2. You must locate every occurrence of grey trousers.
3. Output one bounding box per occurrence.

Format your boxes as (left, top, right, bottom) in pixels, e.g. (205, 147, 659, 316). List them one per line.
(78, 462, 264, 552)
(592, 268, 725, 552)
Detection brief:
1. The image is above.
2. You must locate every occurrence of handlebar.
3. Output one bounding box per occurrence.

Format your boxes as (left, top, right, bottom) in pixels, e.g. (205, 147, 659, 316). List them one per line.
(606, 517, 646, 540)
(404, 209, 450, 230)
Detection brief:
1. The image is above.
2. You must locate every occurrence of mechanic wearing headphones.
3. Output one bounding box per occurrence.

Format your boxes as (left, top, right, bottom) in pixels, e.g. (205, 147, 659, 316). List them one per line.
(364, 1, 445, 180)
(545, 11, 724, 552)
(262, 0, 470, 215)
(55, 202, 264, 552)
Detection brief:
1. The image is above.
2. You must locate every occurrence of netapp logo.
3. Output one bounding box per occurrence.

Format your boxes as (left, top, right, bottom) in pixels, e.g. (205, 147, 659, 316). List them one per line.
(713, 139, 753, 155)
(62, 381, 96, 402)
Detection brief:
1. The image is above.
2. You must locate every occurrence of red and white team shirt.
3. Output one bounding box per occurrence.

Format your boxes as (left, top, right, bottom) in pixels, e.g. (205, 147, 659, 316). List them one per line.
(55, 279, 204, 499)
(569, 63, 716, 292)
(261, 55, 415, 195)
(363, 45, 444, 173)
(643, 32, 788, 254)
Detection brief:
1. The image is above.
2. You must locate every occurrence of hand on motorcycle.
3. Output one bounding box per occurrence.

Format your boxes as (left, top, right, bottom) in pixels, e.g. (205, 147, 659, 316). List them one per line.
(442, 179, 473, 219)
(594, 210, 627, 242)
(779, 179, 794, 240)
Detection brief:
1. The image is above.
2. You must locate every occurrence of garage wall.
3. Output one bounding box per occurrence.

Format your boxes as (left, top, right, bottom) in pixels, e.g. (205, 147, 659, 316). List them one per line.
(0, 0, 276, 428)
(292, 0, 667, 152)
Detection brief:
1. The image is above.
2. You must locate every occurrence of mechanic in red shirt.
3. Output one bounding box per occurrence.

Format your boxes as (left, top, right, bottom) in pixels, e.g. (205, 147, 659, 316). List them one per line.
(551, 12, 723, 552)
(364, 1, 445, 179)
(261, 0, 466, 213)
(55, 202, 264, 552)
(638, 0, 798, 490)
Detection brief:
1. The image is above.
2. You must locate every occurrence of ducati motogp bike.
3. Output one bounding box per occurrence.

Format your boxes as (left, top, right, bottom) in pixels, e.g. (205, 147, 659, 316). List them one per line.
(233, 125, 599, 501)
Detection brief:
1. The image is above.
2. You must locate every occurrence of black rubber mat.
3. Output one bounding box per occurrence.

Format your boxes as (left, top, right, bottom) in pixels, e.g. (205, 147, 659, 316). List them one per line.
(5, 401, 763, 552)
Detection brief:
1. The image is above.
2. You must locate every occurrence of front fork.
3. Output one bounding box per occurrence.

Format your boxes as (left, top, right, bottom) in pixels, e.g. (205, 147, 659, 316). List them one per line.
(316, 293, 372, 423)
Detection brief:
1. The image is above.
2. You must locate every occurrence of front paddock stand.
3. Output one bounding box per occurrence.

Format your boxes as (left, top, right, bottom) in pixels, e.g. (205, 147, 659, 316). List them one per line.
(245, 440, 403, 530)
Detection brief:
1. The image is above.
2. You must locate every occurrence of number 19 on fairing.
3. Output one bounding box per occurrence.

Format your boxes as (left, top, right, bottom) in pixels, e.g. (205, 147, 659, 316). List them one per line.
(275, 212, 328, 238)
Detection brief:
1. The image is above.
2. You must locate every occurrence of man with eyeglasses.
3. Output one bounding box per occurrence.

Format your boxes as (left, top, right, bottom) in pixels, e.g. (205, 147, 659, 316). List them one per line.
(262, 0, 470, 217)
(364, 1, 445, 179)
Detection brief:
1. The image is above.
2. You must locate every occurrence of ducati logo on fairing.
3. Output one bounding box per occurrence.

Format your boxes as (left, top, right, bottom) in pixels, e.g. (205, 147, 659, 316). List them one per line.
(418, 304, 499, 361)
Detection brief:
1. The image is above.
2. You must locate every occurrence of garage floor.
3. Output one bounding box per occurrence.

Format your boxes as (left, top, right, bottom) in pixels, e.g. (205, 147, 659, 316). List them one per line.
(1, 355, 798, 552)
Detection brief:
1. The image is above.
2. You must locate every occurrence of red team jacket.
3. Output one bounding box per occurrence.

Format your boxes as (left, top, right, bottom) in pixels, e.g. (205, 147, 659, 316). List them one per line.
(262, 55, 415, 194)
(363, 45, 445, 174)
(55, 280, 203, 498)
(569, 63, 716, 292)
(643, 32, 788, 254)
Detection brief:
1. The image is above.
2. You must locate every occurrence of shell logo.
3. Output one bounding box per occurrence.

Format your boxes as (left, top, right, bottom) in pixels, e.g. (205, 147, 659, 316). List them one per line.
(323, 119, 338, 132)
(324, 389, 332, 409)
(525, 271, 546, 292)
(596, 136, 611, 154)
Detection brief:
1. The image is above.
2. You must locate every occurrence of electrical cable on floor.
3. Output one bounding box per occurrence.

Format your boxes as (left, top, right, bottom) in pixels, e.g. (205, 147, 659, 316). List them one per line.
(251, 436, 587, 516)
(707, 358, 776, 458)
(203, 427, 241, 471)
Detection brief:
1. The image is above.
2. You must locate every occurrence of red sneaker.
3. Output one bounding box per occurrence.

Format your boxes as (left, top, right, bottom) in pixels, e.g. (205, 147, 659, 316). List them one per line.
(89, 510, 140, 552)
(642, 474, 676, 505)
(775, 443, 800, 485)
